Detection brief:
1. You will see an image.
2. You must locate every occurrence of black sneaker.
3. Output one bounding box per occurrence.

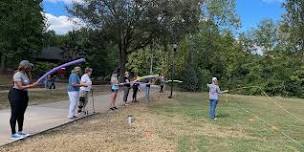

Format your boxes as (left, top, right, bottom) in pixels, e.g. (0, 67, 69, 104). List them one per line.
(110, 107, 115, 111)
(113, 107, 118, 110)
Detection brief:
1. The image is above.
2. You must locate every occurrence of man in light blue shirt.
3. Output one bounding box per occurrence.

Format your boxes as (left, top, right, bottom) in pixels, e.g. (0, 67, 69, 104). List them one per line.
(68, 72, 80, 92)
(67, 67, 83, 119)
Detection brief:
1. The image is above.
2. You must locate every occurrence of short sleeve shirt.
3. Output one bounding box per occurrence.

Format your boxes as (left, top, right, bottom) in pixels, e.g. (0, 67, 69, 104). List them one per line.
(132, 82, 140, 89)
(124, 77, 131, 87)
(111, 74, 119, 90)
(207, 84, 221, 100)
(13, 71, 30, 90)
(80, 74, 92, 92)
(67, 73, 80, 92)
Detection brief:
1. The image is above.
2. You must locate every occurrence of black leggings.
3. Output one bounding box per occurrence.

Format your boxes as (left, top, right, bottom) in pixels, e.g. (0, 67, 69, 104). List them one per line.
(8, 88, 29, 134)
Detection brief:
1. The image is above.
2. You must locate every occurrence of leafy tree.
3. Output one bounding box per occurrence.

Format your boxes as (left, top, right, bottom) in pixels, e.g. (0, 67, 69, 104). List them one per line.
(69, 0, 202, 79)
(202, 0, 240, 28)
(126, 48, 165, 76)
(179, 63, 200, 91)
(253, 19, 278, 53)
(0, 0, 44, 71)
(45, 28, 118, 78)
(283, 0, 304, 54)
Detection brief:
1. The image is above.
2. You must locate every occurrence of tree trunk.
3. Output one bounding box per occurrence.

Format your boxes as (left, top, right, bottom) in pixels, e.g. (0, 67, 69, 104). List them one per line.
(150, 44, 153, 75)
(119, 45, 127, 82)
(0, 53, 6, 72)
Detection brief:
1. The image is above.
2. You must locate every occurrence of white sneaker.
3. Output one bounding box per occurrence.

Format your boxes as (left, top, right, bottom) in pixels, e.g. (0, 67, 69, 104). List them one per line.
(11, 133, 23, 140)
(17, 132, 30, 137)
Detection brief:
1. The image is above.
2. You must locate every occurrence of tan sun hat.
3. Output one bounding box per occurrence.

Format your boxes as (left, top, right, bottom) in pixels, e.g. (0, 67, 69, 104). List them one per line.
(19, 60, 34, 67)
(72, 66, 81, 73)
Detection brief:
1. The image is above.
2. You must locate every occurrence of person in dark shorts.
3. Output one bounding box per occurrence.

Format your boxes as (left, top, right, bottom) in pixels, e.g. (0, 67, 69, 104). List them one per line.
(159, 75, 165, 93)
(123, 71, 131, 106)
(8, 60, 38, 140)
(132, 80, 140, 103)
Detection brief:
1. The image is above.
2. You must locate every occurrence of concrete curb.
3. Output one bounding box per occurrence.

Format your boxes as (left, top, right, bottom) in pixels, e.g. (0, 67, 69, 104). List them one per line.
(0, 112, 99, 148)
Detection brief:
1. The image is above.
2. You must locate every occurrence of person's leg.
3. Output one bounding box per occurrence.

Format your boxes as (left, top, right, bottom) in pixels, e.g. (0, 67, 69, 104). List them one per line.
(126, 88, 130, 103)
(132, 89, 136, 102)
(160, 85, 163, 92)
(8, 90, 18, 135)
(113, 92, 118, 108)
(48, 82, 51, 89)
(9, 104, 18, 135)
(134, 89, 138, 102)
(17, 92, 28, 133)
(110, 92, 114, 108)
(68, 92, 79, 118)
(147, 87, 150, 101)
(211, 100, 217, 119)
(78, 96, 85, 112)
(123, 87, 129, 103)
(68, 92, 73, 118)
(209, 99, 213, 119)
(145, 87, 148, 101)
(214, 100, 218, 118)
(73, 92, 80, 116)
(83, 92, 89, 108)
(78, 91, 85, 112)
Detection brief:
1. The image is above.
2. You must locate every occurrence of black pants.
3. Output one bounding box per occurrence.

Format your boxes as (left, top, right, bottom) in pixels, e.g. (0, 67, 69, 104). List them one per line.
(48, 82, 56, 89)
(132, 88, 138, 102)
(160, 85, 164, 92)
(8, 88, 29, 134)
(123, 87, 130, 103)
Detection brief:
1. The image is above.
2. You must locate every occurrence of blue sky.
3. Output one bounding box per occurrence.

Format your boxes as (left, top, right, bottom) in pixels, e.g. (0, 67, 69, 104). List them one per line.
(42, 0, 285, 34)
(237, 0, 285, 31)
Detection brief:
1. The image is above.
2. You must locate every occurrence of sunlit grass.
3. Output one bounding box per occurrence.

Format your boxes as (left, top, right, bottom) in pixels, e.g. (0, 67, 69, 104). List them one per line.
(1, 92, 304, 152)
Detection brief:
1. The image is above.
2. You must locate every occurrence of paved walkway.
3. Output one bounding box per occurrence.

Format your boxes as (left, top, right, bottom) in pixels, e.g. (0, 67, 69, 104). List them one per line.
(0, 87, 158, 146)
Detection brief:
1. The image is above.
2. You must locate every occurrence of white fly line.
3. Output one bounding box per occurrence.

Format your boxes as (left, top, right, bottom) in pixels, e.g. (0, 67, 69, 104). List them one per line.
(233, 99, 304, 149)
(228, 86, 304, 123)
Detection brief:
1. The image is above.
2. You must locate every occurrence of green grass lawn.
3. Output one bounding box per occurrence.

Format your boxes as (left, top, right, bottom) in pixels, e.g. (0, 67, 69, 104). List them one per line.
(1, 92, 304, 152)
(150, 93, 304, 152)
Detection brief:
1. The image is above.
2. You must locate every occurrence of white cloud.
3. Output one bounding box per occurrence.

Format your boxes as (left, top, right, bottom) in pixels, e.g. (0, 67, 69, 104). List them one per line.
(45, 0, 83, 5)
(44, 13, 85, 35)
(261, 0, 284, 4)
